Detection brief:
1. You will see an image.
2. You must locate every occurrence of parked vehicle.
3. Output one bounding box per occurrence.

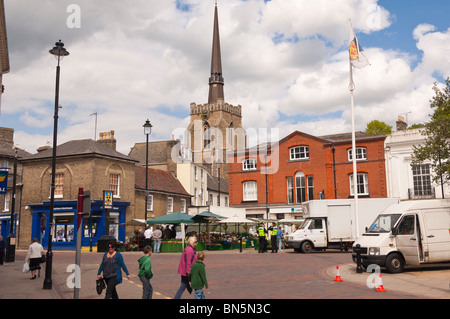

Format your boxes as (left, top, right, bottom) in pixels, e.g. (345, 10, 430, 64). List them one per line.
(285, 198, 399, 253)
(352, 199, 450, 273)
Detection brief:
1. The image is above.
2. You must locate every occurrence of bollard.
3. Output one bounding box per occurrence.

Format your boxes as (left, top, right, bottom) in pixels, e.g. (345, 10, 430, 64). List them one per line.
(355, 244, 363, 273)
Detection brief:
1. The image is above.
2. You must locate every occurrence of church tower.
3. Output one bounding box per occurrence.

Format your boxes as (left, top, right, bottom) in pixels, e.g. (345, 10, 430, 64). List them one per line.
(187, 1, 246, 180)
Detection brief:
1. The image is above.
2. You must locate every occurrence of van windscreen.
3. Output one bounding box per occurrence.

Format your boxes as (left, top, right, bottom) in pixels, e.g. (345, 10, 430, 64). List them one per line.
(367, 214, 402, 233)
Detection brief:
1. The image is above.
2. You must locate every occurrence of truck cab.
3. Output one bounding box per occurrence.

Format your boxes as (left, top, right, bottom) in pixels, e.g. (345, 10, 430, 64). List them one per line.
(352, 199, 450, 273)
(285, 198, 399, 253)
(285, 217, 328, 253)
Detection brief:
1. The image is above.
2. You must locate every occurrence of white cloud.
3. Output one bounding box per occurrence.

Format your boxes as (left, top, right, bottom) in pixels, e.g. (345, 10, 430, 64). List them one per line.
(0, 0, 447, 156)
(414, 24, 450, 78)
(261, 0, 391, 41)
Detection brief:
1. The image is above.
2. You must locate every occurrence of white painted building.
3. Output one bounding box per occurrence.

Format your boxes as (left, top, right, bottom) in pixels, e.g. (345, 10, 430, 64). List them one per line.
(384, 117, 449, 200)
(187, 172, 246, 219)
(177, 162, 208, 208)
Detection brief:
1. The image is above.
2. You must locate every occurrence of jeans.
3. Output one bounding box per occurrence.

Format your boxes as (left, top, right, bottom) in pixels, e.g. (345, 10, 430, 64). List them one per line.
(104, 277, 119, 299)
(174, 276, 192, 299)
(194, 289, 205, 299)
(139, 276, 153, 299)
(278, 237, 283, 251)
(154, 239, 161, 253)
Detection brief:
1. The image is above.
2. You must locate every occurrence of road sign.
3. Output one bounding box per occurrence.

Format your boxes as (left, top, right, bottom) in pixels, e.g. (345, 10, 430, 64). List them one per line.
(0, 171, 8, 194)
(103, 190, 113, 209)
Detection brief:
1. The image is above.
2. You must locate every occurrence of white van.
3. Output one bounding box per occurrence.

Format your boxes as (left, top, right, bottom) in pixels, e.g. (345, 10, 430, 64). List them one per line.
(285, 198, 398, 253)
(352, 199, 450, 273)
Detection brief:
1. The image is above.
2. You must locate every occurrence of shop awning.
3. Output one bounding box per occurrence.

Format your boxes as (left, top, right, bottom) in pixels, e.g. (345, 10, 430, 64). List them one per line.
(120, 219, 146, 226)
(147, 212, 195, 224)
(219, 215, 257, 224)
(192, 211, 225, 223)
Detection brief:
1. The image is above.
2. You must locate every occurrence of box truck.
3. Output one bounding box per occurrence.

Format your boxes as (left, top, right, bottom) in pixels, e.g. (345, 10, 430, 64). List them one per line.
(352, 199, 450, 273)
(285, 198, 399, 253)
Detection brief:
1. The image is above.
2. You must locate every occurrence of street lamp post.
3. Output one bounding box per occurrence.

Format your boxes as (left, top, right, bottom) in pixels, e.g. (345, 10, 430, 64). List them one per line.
(5, 146, 18, 262)
(43, 40, 69, 290)
(143, 119, 152, 223)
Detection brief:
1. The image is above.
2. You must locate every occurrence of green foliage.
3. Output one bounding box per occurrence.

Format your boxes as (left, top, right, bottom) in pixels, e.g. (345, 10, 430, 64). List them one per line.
(408, 123, 425, 129)
(412, 78, 450, 185)
(365, 120, 392, 135)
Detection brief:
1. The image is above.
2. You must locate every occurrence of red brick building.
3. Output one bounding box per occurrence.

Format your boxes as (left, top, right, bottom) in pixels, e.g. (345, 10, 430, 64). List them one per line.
(227, 131, 387, 219)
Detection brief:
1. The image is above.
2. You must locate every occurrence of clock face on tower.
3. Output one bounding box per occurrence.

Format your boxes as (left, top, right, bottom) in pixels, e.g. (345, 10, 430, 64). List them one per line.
(201, 109, 210, 121)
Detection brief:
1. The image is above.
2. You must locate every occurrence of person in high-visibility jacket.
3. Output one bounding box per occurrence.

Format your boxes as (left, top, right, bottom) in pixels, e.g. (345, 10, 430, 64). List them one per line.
(258, 223, 267, 253)
(268, 223, 278, 253)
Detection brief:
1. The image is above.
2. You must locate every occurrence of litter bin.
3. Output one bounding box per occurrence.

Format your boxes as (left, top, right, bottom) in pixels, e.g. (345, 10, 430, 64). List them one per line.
(97, 235, 116, 253)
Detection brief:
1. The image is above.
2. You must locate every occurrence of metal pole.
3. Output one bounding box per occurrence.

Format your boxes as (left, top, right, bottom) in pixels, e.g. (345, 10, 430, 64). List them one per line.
(74, 188, 83, 299)
(355, 244, 363, 273)
(105, 208, 110, 236)
(43, 57, 61, 290)
(349, 61, 360, 239)
(331, 145, 337, 199)
(145, 132, 149, 222)
(5, 148, 18, 262)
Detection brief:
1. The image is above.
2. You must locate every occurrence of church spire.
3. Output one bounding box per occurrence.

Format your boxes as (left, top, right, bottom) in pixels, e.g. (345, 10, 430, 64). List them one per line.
(208, 1, 224, 104)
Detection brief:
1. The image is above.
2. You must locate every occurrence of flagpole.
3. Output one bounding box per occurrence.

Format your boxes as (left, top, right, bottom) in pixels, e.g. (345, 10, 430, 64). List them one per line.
(349, 60, 359, 238)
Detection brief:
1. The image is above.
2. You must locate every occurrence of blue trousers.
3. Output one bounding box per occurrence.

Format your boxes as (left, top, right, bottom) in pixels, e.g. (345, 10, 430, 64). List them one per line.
(174, 275, 192, 299)
(139, 276, 153, 299)
(194, 289, 205, 299)
(153, 239, 161, 253)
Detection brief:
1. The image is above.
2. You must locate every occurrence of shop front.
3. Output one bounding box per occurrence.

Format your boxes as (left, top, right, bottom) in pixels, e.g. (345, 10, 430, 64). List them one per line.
(29, 200, 129, 250)
(0, 213, 15, 240)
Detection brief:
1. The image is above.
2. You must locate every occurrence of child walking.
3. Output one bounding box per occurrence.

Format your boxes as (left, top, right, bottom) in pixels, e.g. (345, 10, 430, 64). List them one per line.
(188, 251, 208, 299)
(138, 245, 153, 299)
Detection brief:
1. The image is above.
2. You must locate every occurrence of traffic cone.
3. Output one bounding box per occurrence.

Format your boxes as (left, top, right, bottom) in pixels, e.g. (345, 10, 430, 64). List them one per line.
(375, 273, 386, 292)
(334, 265, 343, 282)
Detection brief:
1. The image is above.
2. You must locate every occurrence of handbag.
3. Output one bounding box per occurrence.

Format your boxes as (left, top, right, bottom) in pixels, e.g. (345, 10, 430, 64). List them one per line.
(40, 254, 46, 263)
(23, 262, 30, 273)
(96, 278, 106, 295)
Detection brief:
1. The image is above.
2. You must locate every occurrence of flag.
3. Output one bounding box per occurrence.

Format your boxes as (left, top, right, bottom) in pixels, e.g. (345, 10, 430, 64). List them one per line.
(348, 19, 369, 69)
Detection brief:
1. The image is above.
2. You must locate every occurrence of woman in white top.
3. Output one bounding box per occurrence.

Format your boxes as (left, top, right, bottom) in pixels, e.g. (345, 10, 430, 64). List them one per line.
(25, 238, 44, 279)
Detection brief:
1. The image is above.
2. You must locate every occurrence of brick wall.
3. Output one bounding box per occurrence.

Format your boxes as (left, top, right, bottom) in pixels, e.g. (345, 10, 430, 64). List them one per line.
(19, 156, 136, 248)
(228, 131, 387, 208)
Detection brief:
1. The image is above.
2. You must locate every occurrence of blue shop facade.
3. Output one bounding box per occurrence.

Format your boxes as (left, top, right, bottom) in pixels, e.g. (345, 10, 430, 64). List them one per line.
(0, 213, 15, 240)
(29, 199, 130, 250)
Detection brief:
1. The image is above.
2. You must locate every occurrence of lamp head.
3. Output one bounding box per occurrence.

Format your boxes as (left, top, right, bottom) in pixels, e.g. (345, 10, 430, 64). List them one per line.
(49, 40, 70, 60)
(143, 119, 153, 135)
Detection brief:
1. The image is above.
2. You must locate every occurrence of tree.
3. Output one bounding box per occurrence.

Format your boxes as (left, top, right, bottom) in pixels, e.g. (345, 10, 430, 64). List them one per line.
(408, 123, 425, 129)
(365, 120, 392, 135)
(412, 78, 450, 198)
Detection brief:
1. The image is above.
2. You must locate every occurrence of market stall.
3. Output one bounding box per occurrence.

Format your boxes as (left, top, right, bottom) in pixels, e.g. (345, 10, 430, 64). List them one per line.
(121, 219, 147, 251)
(192, 211, 225, 248)
(146, 212, 198, 252)
(217, 216, 258, 251)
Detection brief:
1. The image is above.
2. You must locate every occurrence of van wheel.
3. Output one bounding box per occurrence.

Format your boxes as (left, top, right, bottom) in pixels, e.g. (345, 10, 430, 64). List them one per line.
(385, 253, 405, 273)
(301, 241, 313, 254)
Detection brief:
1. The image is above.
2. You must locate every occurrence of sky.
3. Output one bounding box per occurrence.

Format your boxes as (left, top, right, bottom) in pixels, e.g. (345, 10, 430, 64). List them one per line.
(0, 0, 449, 155)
